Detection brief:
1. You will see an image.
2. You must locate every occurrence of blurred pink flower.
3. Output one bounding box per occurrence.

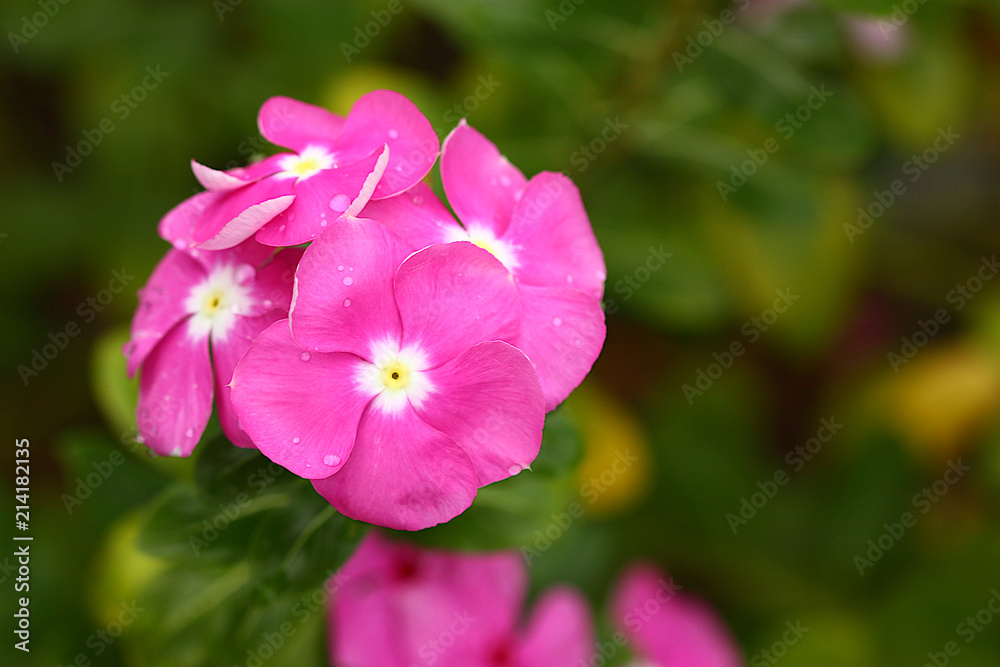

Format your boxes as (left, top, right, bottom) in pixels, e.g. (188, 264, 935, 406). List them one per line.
(329, 532, 595, 667)
(611, 564, 742, 667)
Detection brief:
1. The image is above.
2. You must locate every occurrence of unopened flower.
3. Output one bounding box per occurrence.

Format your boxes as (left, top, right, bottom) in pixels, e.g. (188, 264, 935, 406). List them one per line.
(125, 241, 300, 455)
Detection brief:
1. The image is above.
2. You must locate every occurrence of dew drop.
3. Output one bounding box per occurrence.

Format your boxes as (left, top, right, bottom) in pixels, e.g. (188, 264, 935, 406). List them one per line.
(343, 276, 353, 286)
(305, 463, 312, 468)
(499, 173, 512, 187)
(574, 338, 582, 346)
(323, 454, 341, 466)
(337, 265, 344, 271)
(388, 129, 399, 139)
(329, 193, 351, 212)
(508, 464, 523, 476)
(185, 428, 195, 439)
(413, 195, 424, 205)
(566, 273, 575, 284)
(343, 298, 352, 307)
(292, 437, 301, 444)
(278, 224, 286, 231)
(300, 352, 311, 362)
(320, 220, 328, 227)
(552, 317, 563, 327)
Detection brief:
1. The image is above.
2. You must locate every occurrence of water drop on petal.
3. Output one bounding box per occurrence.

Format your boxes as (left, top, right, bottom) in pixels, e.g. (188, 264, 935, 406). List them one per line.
(343, 276, 353, 286)
(337, 265, 344, 271)
(185, 428, 195, 439)
(508, 464, 523, 476)
(343, 298, 351, 307)
(292, 437, 301, 444)
(323, 454, 341, 466)
(388, 129, 399, 139)
(552, 317, 563, 327)
(300, 352, 311, 362)
(329, 193, 351, 213)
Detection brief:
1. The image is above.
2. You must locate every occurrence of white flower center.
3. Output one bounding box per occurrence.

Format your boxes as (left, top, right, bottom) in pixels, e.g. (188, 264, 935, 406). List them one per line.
(357, 338, 433, 413)
(277, 145, 335, 181)
(446, 224, 519, 272)
(184, 264, 254, 341)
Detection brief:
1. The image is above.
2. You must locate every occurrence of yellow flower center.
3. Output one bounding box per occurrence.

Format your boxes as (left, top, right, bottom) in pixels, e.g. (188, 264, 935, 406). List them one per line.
(381, 361, 411, 391)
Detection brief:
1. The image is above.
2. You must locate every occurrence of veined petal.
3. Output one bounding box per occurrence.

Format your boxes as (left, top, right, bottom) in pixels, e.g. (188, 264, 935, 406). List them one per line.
(515, 284, 606, 411)
(336, 90, 439, 199)
(192, 176, 296, 251)
(211, 311, 285, 449)
(416, 341, 544, 486)
(515, 588, 595, 667)
(126, 250, 207, 377)
(395, 242, 521, 368)
(254, 145, 389, 247)
(136, 321, 213, 457)
(230, 321, 370, 479)
(612, 565, 742, 667)
(504, 172, 606, 300)
(312, 402, 478, 530)
(290, 218, 408, 358)
(360, 183, 460, 252)
(257, 96, 346, 153)
(441, 120, 527, 236)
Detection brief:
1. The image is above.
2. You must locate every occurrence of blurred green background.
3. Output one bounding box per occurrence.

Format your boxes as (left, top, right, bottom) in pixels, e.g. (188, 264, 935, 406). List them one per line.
(4, 0, 1000, 665)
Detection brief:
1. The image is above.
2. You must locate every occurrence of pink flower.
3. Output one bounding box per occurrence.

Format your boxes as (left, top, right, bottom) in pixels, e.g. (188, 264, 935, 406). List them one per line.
(329, 532, 595, 667)
(229, 218, 545, 530)
(124, 241, 301, 456)
(362, 120, 607, 410)
(160, 91, 439, 250)
(611, 564, 742, 667)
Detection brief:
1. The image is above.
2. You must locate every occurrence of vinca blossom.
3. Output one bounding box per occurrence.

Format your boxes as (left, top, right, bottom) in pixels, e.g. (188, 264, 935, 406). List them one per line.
(329, 532, 595, 667)
(230, 218, 545, 530)
(160, 91, 439, 250)
(611, 564, 742, 667)
(362, 120, 606, 410)
(125, 241, 301, 456)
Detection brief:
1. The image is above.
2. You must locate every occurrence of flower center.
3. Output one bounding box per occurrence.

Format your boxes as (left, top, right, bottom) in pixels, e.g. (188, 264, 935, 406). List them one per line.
(278, 145, 335, 181)
(447, 225, 519, 271)
(184, 264, 254, 341)
(358, 339, 433, 413)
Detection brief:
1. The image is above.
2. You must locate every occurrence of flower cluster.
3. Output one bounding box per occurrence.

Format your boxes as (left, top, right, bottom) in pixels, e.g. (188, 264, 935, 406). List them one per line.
(327, 533, 742, 667)
(126, 90, 606, 530)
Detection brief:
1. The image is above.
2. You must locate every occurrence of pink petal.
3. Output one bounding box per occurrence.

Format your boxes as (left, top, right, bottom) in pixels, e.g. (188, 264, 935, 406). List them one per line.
(210, 311, 286, 449)
(125, 250, 206, 377)
(289, 218, 408, 358)
(515, 588, 595, 667)
(192, 176, 296, 251)
(158, 191, 217, 250)
(440, 120, 527, 236)
(416, 341, 544, 486)
(229, 321, 371, 479)
(136, 321, 213, 457)
(244, 246, 302, 317)
(612, 565, 742, 667)
(515, 285, 606, 411)
(187, 238, 276, 276)
(312, 403, 478, 530)
(504, 172, 606, 300)
(359, 182, 460, 251)
(336, 90, 439, 199)
(191, 159, 251, 192)
(253, 145, 389, 247)
(257, 96, 345, 153)
(331, 533, 526, 667)
(394, 242, 521, 368)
